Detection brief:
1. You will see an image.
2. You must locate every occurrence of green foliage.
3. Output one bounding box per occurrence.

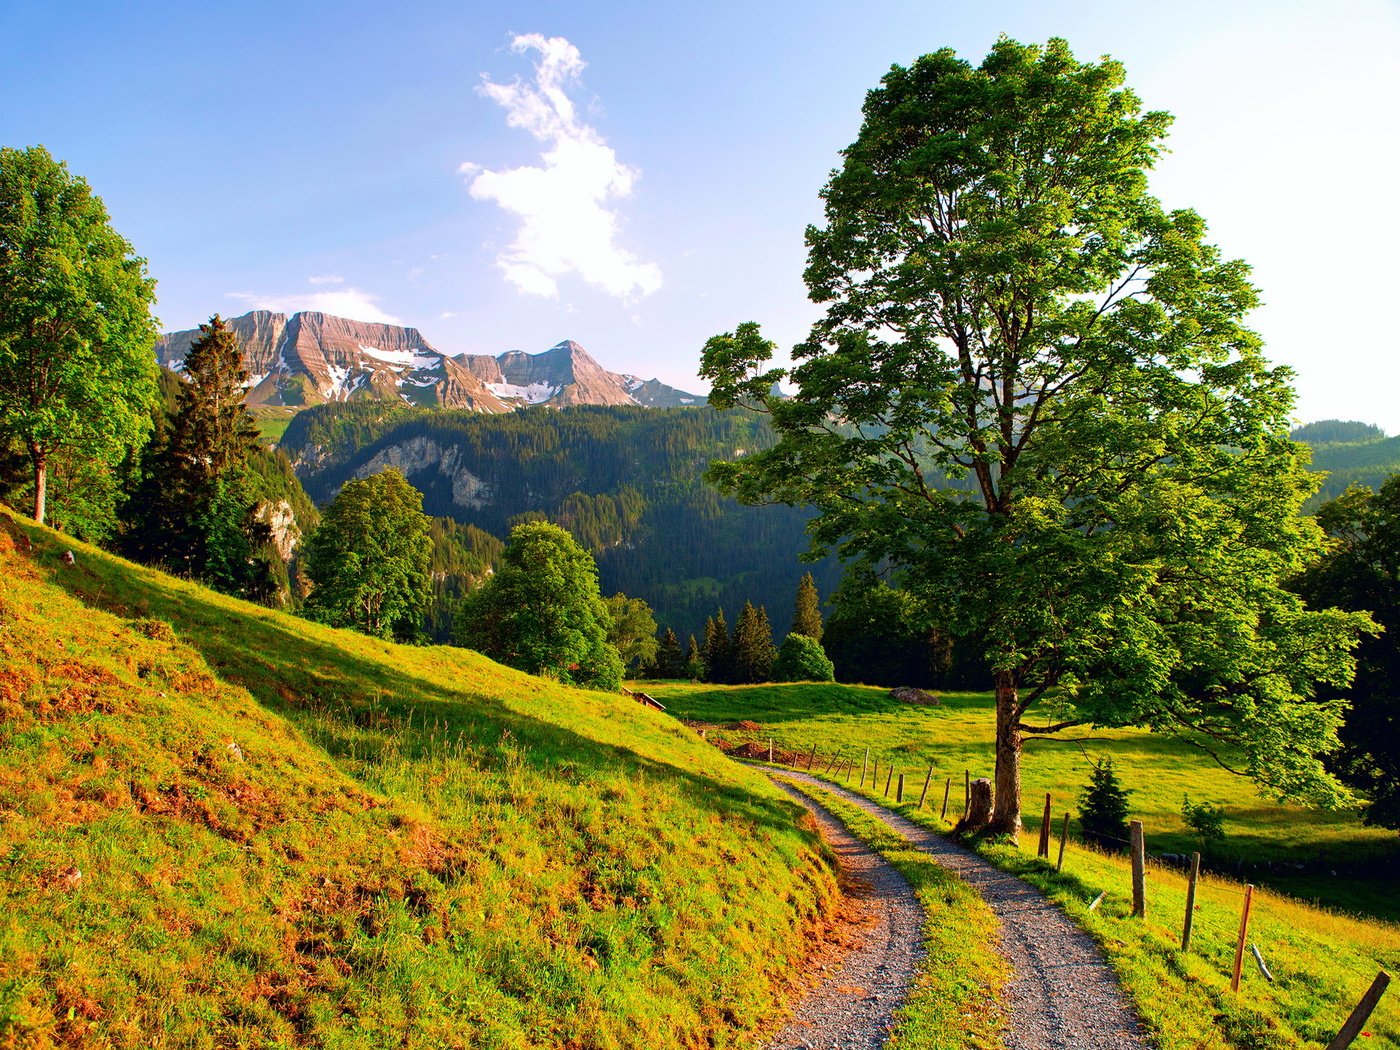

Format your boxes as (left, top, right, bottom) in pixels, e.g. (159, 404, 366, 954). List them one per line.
(0, 145, 159, 526)
(604, 592, 659, 672)
(1078, 758, 1132, 850)
(700, 38, 1374, 831)
(653, 627, 684, 678)
(683, 634, 704, 681)
(772, 633, 835, 683)
(1294, 422, 1400, 509)
(303, 469, 432, 639)
(1294, 478, 1400, 828)
(1292, 420, 1386, 446)
(821, 566, 961, 687)
(703, 607, 733, 684)
(1181, 794, 1226, 852)
(421, 516, 503, 641)
(455, 521, 623, 690)
(732, 601, 776, 684)
(790, 571, 823, 641)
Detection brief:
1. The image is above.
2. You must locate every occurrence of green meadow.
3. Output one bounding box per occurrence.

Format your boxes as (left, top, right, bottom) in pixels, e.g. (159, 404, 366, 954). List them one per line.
(648, 680, 1400, 1049)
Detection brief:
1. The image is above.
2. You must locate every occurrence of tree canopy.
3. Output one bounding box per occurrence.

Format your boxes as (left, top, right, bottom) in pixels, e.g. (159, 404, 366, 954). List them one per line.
(701, 37, 1373, 833)
(303, 469, 432, 639)
(0, 145, 159, 525)
(455, 520, 623, 691)
(1294, 480, 1400, 829)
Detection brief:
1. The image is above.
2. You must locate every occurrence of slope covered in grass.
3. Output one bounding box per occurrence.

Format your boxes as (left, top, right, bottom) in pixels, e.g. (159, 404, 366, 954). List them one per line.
(0, 509, 839, 1049)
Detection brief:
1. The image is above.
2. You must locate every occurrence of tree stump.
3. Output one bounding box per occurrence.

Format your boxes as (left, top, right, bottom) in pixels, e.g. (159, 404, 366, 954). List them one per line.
(957, 778, 994, 832)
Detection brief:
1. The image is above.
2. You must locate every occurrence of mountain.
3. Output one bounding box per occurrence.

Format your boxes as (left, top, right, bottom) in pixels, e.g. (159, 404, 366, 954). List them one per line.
(154, 311, 704, 413)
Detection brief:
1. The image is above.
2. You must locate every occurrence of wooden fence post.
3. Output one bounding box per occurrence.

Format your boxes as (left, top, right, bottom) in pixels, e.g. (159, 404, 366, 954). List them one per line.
(871, 758, 878, 792)
(860, 748, 869, 788)
(1326, 972, 1392, 1050)
(1181, 852, 1201, 951)
(824, 748, 843, 774)
(1056, 811, 1070, 872)
(1037, 793, 1053, 858)
(964, 769, 970, 815)
(1231, 884, 1254, 992)
(897, 773, 905, 803)
(884, 766, 894, 797)
(768, 738, 773, 764)
(918, 766, 933, 809)
(1130, 820, 1146, 918)
(806, 744, 817, 771)
(941, 777, 952, 819)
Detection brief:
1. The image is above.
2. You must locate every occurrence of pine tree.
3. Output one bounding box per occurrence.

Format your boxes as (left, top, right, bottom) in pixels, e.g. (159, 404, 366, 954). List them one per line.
(703, 608, 732, 684)
(171, 315, 260, 485)
(684, 635, 704, 680)
(791, 572, 823, 641)
(655, 627, 684, 678)
(733, 600, 777, 684)
(1078, 758, 1132, 850)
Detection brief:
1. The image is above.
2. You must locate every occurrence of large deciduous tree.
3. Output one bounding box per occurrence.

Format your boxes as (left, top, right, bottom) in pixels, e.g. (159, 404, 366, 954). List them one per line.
(455, 520, 623, 690)
(303, 469, 432, 639)
(701, 38, 1373, 834)
(0, 145, 159, 525)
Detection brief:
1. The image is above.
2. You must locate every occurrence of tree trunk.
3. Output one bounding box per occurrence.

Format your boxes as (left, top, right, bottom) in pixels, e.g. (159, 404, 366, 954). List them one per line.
(32, 453, 47, 525)
(957, 778, 994, 832)
(989, 669, 1022, 835)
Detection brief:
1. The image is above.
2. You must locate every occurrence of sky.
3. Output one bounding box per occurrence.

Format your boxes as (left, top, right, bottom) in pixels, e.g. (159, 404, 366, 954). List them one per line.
(2, 0, 1398, 429)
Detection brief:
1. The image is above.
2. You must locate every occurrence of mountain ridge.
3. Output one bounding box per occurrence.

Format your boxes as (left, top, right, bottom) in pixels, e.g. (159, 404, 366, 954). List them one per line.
(154, 310, 704, 414)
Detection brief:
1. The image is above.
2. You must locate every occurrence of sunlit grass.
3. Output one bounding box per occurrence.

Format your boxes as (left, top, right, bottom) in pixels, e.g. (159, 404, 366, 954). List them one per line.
(648, 681, 1400, 1050)
(0, 509, 839, 1048)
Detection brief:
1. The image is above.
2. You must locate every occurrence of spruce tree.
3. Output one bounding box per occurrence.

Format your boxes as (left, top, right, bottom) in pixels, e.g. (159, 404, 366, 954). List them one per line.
(1078, 758, 1132, 850)
(684, 635, 704, 680)
(655, 627, 684, 678)
(791, 572, 823, 641)
(703, 608, 732, 684)
(171, 315, 259, 484)
(733, 600, 777, 683)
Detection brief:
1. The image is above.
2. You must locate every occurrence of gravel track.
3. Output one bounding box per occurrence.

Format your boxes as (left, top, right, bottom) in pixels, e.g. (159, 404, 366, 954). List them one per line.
(775, 770, 1152, 1050)
(766, 780, 925, 1050)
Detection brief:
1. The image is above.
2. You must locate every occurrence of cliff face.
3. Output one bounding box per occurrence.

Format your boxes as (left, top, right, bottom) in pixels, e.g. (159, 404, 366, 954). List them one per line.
(155, 312, 703, 413)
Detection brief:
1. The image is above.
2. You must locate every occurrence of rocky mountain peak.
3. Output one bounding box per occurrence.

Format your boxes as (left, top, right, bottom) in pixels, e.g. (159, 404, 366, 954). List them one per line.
(154, 310, 704, 415)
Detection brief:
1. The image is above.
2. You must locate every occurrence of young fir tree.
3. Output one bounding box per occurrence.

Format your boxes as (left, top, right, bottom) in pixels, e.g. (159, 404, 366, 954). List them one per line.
(733, 600, 777, 684)
(1078, 758, 1132, 850)
(791, 572, 823, 641)
(654, 627, 684, 678)
(684, 634, 705, 680)
(703, 608, 733, 684)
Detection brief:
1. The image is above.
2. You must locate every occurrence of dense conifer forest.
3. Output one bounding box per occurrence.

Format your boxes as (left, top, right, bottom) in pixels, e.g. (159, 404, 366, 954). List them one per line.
(279, 403, 843, 638)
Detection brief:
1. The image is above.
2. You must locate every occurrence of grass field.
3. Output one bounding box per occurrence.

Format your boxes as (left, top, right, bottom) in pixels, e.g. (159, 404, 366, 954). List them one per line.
(647, 680, 1400, 1050)
(0, 510, 845, 1048)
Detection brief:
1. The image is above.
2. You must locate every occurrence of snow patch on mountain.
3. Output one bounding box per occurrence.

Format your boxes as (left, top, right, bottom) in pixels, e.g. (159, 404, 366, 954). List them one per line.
(359, 344, 441, 370)
(486, 381, 561, 404)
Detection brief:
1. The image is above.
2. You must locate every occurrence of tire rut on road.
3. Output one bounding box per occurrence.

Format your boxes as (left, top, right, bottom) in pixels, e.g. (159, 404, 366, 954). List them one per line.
(776, 770, 1153, 1050)
(766, 779, 925, 1050)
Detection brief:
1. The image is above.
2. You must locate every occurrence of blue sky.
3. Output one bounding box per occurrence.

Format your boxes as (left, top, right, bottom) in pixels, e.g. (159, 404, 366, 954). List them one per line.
(3, 0, 1398, 428)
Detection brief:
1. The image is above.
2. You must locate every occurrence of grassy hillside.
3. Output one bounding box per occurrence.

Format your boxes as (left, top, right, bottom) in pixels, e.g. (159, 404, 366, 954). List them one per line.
(651, 682, 1400, 1049)
(1292, 421, 1400, 508)
(0, 509, 841, 1048)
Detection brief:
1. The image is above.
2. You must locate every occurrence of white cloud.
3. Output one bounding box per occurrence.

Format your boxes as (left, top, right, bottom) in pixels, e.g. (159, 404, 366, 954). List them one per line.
(463, 33, 662, 301)
(439, 310, 458, 319)
(225, 287, 402, 325)
(307, 273, 345, 285)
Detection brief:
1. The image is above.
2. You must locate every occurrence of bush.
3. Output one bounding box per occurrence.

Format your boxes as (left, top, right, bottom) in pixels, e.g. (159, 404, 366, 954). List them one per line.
(1181, 794, 1226, 852)
(1078, 758, 1131, 850)
(772, 633, 836, 683)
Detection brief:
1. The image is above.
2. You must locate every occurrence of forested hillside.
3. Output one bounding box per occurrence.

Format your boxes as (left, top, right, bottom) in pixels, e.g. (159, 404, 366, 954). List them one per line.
(1293, 419, 1400, 508)
(280, 404, 841, 638)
